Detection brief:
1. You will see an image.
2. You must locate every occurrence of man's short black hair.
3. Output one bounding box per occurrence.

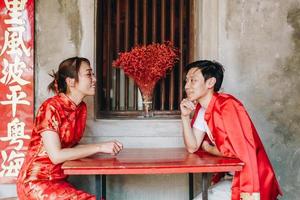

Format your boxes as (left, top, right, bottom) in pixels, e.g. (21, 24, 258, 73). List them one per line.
(185, 60, 224, 92)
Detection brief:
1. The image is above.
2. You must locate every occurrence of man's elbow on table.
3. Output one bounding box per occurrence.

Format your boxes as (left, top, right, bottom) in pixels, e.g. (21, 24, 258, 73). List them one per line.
(186, 146, 199, 154)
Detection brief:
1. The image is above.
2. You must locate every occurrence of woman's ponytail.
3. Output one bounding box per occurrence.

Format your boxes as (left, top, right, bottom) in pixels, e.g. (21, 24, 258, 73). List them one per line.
(48, 70, 59, 94)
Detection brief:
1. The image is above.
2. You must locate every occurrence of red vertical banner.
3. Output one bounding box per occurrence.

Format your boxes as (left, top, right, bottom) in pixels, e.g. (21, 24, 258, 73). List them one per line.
(0, 0, 34, 183)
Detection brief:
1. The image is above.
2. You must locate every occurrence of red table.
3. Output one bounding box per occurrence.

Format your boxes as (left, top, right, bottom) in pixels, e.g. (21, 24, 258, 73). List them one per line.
(62, 148, 244, 200)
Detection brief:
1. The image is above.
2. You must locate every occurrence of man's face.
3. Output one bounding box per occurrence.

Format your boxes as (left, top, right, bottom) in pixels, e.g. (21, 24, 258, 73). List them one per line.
(184, 68, 212, 102)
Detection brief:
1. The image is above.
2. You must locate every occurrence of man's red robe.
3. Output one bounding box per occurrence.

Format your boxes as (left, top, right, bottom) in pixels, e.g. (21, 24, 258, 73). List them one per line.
(191, 93, 282, 200)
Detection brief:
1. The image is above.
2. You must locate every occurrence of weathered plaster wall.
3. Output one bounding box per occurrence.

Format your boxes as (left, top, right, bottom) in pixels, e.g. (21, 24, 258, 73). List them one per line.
(219, 1, 300, 199)
(35, 0, 91, 107)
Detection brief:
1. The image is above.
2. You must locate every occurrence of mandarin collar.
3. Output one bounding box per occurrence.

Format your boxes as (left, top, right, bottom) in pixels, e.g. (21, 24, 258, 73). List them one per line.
(204, 92, 219, 121)
(58, 93, 83, 111)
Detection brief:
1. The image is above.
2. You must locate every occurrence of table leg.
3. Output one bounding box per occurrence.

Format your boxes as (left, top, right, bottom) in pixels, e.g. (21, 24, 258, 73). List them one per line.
(95, 175, 106, 200)
(202, 173, 208, 200)
(189, 173, 194, 200)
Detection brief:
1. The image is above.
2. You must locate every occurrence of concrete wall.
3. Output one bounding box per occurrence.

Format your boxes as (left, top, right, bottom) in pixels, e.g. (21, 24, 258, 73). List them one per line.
(1, 0, 300, 199)
(218, 1, 300, 199)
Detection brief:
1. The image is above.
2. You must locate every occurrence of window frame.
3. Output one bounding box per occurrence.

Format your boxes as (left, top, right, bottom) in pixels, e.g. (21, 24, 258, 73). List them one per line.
(95, 0, 195, 119)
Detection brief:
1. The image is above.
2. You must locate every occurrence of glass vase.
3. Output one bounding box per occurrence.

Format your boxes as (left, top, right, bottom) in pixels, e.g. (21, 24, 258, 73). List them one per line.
(142, 94, 153, 118)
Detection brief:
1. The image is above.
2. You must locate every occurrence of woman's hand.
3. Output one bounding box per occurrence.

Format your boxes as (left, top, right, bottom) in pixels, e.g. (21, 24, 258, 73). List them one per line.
(98, 140, 123, 155)
(42, 131, 124, 164)
(180, 98, 195, 118)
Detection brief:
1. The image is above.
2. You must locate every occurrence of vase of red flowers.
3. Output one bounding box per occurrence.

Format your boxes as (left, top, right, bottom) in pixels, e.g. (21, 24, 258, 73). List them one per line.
(113, 42, 179, 118)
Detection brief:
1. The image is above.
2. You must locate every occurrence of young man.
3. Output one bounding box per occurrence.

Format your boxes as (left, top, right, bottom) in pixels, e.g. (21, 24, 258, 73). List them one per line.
(180, 60, 282, 200)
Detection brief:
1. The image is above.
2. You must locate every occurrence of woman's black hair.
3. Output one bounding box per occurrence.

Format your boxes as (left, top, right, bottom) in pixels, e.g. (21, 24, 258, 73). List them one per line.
(48, 57, 90, 94)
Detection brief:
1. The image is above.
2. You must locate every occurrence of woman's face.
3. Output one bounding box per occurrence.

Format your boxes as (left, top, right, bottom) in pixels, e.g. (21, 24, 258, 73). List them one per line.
(75, 61, 96, 96)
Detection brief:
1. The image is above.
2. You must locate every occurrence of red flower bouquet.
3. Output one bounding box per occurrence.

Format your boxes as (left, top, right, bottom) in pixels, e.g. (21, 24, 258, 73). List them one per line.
(113, 42, 179, 116)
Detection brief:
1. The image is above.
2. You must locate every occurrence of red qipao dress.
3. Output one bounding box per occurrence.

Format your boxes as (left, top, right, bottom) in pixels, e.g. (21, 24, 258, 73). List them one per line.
(191, 93, 282, 200)
(17, 93, 95, 200)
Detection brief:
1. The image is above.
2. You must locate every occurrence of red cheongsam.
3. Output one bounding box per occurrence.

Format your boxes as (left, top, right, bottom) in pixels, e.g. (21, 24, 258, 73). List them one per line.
(17, 93, 95, 200)
(191, 93, 282, 200)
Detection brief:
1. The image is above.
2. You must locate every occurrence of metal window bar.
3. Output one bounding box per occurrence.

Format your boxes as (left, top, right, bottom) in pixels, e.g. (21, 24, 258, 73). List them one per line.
(169, 0, 175, 111)
(151, 0, 157, 108)
(160, 0, 166, 111)
(124, 0, 130, 110)
(133, 0, 140, 110)
(115, 0, 121, 110)
(179, 0, 184, 103)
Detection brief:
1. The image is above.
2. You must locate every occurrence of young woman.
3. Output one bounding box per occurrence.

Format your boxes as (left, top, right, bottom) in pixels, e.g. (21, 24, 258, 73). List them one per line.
(17, 57, 123, 199)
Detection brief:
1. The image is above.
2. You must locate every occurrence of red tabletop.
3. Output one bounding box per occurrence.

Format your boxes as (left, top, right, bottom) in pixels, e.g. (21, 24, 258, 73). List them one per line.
(62, 148, 244, 175)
